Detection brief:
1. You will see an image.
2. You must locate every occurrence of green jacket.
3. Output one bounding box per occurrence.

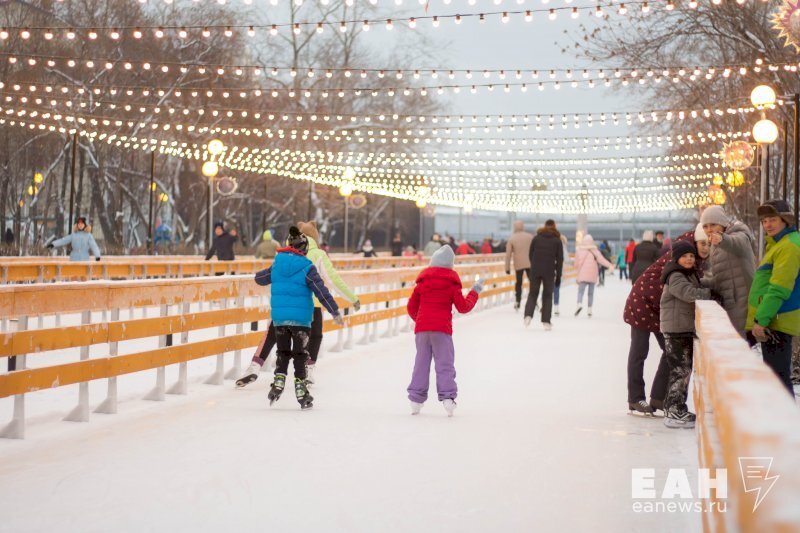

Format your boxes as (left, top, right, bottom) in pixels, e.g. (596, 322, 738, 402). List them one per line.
(306, 236, 358, 307)
(746, 227, 800, 336)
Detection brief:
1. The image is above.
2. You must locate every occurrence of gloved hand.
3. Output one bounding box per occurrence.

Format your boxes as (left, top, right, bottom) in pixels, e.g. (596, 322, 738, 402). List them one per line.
(709, 290, 724, 306)
(353, 299, 361, 312)
(46, 243, 54, 249)
(333, 314, 345, 326)
(505, 269, 510, 275)
(472, 278, 484, 294)
(95, 257, 101, 262)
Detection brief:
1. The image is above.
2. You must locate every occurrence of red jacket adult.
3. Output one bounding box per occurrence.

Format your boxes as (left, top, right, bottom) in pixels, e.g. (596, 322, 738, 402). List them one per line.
(480, 241, 493, 254)
(623, 231, 703, 333)
(456, 242, 475, 255)
(625, 240, 636, 264)
(407, 267, 479, 335)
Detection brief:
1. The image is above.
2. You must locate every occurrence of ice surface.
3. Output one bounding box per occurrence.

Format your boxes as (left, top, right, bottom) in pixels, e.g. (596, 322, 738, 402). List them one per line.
(0, 279, 699, 533)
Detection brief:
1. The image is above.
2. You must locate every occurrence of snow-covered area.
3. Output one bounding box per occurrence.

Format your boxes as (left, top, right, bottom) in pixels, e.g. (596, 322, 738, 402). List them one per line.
(0, 279, 700, 532)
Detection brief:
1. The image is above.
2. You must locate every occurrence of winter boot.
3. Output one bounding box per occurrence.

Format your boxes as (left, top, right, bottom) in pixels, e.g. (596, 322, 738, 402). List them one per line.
(267, 373, 286, 405)
(524, 316, 532, 327)
(543, 322, 552, 331)
(628, 400, 655, 417)
(295, 378, 314, 410)
(574, 306, 583, 316)
(443, 399, 457, 417)
(410, 401, 423, 415)
(663, 407, 696, 429)
(554, 305, 560, 316)
(305, 362, 316, 387)
(236, 361, 263, 388)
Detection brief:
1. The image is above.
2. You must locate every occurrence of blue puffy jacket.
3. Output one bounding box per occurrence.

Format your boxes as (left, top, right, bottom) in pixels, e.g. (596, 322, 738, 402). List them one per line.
(255, 248, 339, 327)
(51, 230, 101, 261)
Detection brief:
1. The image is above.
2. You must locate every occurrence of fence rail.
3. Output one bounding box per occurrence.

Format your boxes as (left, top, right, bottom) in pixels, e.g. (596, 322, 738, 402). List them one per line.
(1, 259, 562, 438)
(0, 253, 505, 283)
(693, 301, 800, 532)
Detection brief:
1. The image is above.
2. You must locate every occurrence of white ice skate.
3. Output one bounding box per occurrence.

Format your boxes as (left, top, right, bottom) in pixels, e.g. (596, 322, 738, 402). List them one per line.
(554, 305, 560, 316)
(443, 399, 457, 417)
(523, 316, 532, 327)
(588, 307, 593, 317)
(306, 363, 316, 387)
(543, 322, 552, 331)
(410, 401, 423, 415)
(235, 362, 263, 388)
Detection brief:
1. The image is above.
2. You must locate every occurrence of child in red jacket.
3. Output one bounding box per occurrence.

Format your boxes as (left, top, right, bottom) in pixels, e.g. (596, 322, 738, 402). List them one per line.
(407, 246, 483, 416)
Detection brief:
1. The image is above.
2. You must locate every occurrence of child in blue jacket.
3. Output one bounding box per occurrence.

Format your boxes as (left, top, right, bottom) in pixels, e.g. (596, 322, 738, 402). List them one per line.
(255, 227, 343, 409)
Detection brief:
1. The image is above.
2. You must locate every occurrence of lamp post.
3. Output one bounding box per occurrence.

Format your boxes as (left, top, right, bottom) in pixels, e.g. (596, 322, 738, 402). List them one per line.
(339, 178, 353, 253)
(416, 199, 427, 247)
(751, 86, 779, 257)
(203, 139, 225, 247)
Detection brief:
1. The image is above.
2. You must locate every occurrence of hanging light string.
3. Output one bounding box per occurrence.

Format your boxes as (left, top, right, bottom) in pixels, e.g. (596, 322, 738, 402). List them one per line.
(0, 89, 770, 131)
(0, 2, 725, 43)
(1, 51, 794, 84)
(0, 117, 717, 213)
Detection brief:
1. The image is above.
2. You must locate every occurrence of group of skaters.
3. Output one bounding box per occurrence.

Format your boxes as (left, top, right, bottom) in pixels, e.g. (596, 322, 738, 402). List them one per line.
(236, 220, 483, 416)
(624, 200, 799, 429)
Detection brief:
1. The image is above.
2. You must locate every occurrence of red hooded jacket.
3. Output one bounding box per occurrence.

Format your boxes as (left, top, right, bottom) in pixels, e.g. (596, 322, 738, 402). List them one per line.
(456, 242, 475, 255)
(407, 267, 479, 335)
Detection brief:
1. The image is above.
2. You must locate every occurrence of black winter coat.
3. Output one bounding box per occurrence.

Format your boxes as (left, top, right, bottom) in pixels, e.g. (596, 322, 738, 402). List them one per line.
(205, 232, 237, 261)
(630, 240, 662, 282)
(529, 228, 564, 283)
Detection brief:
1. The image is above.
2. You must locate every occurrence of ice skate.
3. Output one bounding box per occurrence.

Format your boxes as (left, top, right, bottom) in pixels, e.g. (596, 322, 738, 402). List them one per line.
(443, 399, 457, 417)
(305, 363, 316, 387)
(295, 378, 314, 410)
(235, 362, 262, 388)
(543, 322, 552, 331)
(267, 373, 286, 405)
(649, 398, 664, 413)
(627, 400, 655, 417)
(554, 305, 560, 316)
(574, 306, 583, 316)
(663, 407, 696, 429)
(514, 301, 520, 311)
(410, 401, 423, 415)
(524, 316, 532, 327)
(587, 307, 593, 317)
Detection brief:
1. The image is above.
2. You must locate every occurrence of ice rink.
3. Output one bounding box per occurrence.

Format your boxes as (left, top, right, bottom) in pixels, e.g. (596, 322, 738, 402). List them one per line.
(0, 278, 700, 533)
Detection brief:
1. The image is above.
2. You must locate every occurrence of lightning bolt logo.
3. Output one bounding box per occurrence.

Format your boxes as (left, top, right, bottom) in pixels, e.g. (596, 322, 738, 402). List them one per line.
(739, 457, 780, 512)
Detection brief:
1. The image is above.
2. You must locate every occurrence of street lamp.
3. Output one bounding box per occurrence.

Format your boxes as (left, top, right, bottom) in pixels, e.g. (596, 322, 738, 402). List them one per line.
(202, 158, 221, 248)
(339, 176, 354, 253)
(751, 85, 777, 109)
(751, 86, 779, 257)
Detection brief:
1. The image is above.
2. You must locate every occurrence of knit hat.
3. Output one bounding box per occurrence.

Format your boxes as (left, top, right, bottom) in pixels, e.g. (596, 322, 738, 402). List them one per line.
(213, 221, 225, 231)
(75, 216, 87, 226)
(694, 223, 708, 242)
(699, 205, 731, 227)
(297, 220, 320, 243)
(286, 226, 309, 254)
(642, 230, 654, 242)
(262, 230, 272, 241)
(430, 245, 455, 269)
(757, 199, 795, 227)
(671, 240, 697, 261)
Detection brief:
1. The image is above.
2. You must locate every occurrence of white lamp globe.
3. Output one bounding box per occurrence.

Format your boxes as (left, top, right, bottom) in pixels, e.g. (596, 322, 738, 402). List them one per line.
(752, 119, 779, 144)
(339, 182, 353, 197)
(343, 166, 356, 181)
(201, 160, 219, 177)
(750, 85, 777, 108)
(207, 139, 225, 155)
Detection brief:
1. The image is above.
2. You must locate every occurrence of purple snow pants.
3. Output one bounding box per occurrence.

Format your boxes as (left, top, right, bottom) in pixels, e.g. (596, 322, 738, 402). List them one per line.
(407, 332, 457, 403)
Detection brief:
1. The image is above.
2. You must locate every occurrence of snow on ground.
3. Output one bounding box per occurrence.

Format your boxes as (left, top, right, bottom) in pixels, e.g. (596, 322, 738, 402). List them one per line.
(0, 277, 700, 533)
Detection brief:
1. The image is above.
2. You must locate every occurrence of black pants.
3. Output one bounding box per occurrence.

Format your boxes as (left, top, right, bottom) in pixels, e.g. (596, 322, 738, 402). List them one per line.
(664, 334, 694, 413)
(626, 325, 669, 403)
(275, 326, 311, 380)
(253, 308, 324, 365)
(514, 268, 531, 304)
(598, 267, 606, 286)
(524, 272, 554, 323)
(308, 307, 324, 363)
(761, 331, 794, 395)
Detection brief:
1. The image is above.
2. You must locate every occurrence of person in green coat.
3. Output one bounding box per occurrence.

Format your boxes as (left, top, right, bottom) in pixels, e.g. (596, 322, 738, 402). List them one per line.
(746, 200, 800, 394)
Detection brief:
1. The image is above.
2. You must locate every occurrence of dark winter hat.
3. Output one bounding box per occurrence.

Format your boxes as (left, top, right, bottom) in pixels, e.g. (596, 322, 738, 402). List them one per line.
(213, 221, 225, 230)
(75, 216, 87, 226)
(286, 226, 309, 254)
(671, 240, 697, 261)
(757, 199, 795, 227)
